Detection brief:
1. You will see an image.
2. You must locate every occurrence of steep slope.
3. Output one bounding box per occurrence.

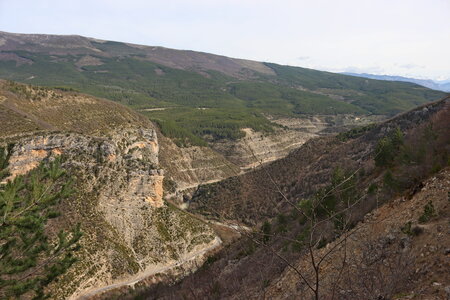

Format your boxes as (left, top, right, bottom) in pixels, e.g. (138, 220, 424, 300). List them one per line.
(0, 81, 220, 299)
(265, 167, 450, 299)
(137, 168, 450, 300)
(132, 96, 449, 299)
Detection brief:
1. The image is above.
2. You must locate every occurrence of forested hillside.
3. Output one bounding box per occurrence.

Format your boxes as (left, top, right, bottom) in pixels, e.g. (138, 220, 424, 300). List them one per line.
(0, 31, 445, 146)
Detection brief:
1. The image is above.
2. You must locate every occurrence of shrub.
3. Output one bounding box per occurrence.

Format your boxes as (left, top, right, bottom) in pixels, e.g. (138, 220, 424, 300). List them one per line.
(418, 201, 435, 223)
(298, 198, 313, 217)
(375, 128, 404, 167)
(317, 237, 327, 249)
(291, 227, 310, 252)
(368, 182, 378, 195)
(0, 144, 14, 180)
(383, 170, 397, 190)
(401, 221, 424, 236)
(261, 221, 271, 244)
(411, 226, 424, 236)
(337, 124, 376, 141)
(401, 221, 412, 235)
(333, 213, 346, 231)
(163, 177, 177, 194)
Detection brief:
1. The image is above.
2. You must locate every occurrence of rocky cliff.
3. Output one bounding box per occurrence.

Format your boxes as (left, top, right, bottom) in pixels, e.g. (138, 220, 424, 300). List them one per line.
(158, 133, 240, 193)
(0, 81, 220, 299)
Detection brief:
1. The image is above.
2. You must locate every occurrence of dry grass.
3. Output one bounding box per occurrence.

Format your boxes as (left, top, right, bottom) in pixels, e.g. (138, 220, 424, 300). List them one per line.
(0, 80, 153, 137)
(0, 105, 42, 137)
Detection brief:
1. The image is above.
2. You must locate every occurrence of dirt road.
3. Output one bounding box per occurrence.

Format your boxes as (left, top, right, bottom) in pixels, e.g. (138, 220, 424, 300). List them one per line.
(76, 236, 221, 299)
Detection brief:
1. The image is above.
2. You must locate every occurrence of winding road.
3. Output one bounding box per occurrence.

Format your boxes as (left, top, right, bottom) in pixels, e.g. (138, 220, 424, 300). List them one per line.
(76, 236, 222, 299)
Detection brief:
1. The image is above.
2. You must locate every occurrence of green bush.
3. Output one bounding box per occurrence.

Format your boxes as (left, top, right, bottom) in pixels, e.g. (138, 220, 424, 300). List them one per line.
(383, 169, 397, 190)
(261, 221, 272, 244)
(0, 144, 14, 180)
(317, 237, 327, 249)
(375, 128, 404, 167)
(418, 201, 435, 223)
(276, 213, 288, 233)
(368, 182, 378, 195)
(333, 213, 346, 231)
(291, 227, 310, 252)
(337, 124, 376, 141)
(162, 177, 177, 194)
(401, 221, 423, 236)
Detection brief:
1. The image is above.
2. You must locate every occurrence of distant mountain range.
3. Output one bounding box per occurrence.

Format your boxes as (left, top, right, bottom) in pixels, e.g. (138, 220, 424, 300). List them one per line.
(0, 31, 446, 147)
(343, 72, 450, 92)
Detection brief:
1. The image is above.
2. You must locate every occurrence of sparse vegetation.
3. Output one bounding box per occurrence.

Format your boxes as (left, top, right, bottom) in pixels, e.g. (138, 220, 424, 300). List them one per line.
(261, 221, 271, 244)
(182, 96, 449, 300)
(418, 201, 435, 223)
(367, 182, 378, 195)
(375, 127, 404, 167)
(401, 221, 423, 236)
(337, 123, 376, 141)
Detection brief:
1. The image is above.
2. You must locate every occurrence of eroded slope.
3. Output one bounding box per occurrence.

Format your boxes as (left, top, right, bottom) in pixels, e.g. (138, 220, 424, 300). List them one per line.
(0, 81, 220, 299)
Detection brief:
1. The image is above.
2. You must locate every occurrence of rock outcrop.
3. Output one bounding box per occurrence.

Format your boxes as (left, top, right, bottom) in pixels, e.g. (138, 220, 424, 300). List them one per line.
(0, 82, 220, 299)
(211, 127, 316, 170)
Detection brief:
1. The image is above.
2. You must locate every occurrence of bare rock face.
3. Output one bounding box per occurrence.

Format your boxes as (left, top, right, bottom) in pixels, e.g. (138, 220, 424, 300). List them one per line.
(4, 129, 163, 206)
(1, 127, 218, 299)
(158, 134, 240, 192)
(5, 134, 97, 181)
(211, 127, 317, 170)
(269, 114, 386, 134)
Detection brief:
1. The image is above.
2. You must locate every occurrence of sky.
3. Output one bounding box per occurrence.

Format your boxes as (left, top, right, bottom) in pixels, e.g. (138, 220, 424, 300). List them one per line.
(1, 0, 449, 81)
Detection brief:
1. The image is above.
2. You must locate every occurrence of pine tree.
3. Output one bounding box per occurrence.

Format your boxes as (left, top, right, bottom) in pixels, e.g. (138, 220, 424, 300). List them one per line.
(0, 150, 82, 299)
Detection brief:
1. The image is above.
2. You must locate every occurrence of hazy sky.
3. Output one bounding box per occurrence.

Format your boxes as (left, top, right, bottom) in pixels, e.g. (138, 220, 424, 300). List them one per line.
(1, 0, 449, 80)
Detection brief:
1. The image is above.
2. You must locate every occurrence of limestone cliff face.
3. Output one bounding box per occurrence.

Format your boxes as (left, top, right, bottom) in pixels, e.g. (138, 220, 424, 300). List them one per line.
(208, 114, 386, 170)
(1, 127, 218, 299)
(4, 129, 164, 207)
(269, 114, 386, 134)
(211, 127, 317, 170)
(158, 133, 240, 192)
(158, 126, 315, 197)
(160, 114, 385, 184)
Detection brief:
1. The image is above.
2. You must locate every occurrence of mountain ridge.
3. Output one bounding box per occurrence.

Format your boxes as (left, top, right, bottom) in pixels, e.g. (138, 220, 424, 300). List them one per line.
(0, 30, 275, 78)
(343, 72, 450, 92)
